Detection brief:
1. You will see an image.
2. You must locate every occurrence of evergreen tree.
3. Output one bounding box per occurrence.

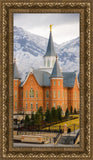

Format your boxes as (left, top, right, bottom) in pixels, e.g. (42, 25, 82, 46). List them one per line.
(34, 112, 42, 129)
(37, 106, 43, 121)
(74, 108, 77, 114)
(24, 114, 30, 127)
(51, 107, 57, 122)
(57, 106, 62, 121)
(30, 112, 35, 126)
(65, 107, 69, 117)
(70, 106, 73, 114)
(45, 108, 51, 123)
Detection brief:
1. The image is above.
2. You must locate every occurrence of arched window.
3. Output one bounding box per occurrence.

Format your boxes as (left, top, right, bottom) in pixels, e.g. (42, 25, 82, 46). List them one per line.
(15, 82, 17, 86)
(54, 81, 56, 86)
(62, 91, 64, 98)
(25, 102, 27, 109)
(36, 91, 38, 98)
(31, 103, 33, 110)
(58, 91, 60, 98)
(47, 59, 50, 67)
(54, 91, 56, 98)
(25, 91, 27, 98)
(15, 91, 17, 98)
(58, 81, 60, 86)
(29, 88, 34, 98)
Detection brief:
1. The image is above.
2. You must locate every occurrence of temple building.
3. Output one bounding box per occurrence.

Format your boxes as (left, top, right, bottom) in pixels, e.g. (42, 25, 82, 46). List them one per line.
(13, 25, 80, 115)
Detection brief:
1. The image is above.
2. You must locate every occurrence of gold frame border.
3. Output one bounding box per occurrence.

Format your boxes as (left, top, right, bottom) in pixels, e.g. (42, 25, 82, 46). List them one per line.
(0, 0, 92, 159)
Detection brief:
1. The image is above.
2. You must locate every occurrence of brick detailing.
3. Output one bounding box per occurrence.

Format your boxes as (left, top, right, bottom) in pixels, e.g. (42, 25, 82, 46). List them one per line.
(13, 73, 80, 114)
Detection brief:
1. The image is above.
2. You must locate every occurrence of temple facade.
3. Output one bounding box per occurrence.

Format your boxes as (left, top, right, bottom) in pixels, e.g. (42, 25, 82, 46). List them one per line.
(13, 25, 80, 115)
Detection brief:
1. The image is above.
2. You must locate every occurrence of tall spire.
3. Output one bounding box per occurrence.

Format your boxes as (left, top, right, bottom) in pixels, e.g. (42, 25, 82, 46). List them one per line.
(13, 58, 20, 79)
(44, 25, 56, 57)
(50, 57, 63, 78)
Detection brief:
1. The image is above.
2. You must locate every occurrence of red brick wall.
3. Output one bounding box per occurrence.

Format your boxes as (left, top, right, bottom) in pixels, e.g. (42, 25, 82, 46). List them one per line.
(67, 77, 79, 112)
(50, 78, 65, 110)
(22, 73, 44, 114)
(43, 87, 50, 111)
(72, 77, 80, 111)
(13, 74, 80, 114)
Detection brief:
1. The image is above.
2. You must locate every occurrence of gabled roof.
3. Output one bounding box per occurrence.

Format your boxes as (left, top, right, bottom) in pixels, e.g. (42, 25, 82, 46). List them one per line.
(14, 62, 20, 79)
(20, 70, 50, 87)
(20, 69, 77, 88)
(44, 32, 56, 57)
(62, 72, 76, 87)
(33, 70, 50, 86)
(50, 58, 63, 78)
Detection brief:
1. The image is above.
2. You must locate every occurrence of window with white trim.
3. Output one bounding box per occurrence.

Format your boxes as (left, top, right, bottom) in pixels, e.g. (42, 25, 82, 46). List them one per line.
(36, 91, 38, 98)
(58, 91, 60, 98)
(31, 103, 33, 110)
(36, 103, 38, 110)
(29, 88, 34, 98)
(54, 81, 56, 86)
(15, 82, 17, 86)
(15, 102, 17, 109)
(47, 59, 50, 67)
(58, 81, 60, 86)
(25, 102, 27, 109)
(54, 91, 56, 98)
(15, 91, 17, 98)
(46, 90, 49, 98)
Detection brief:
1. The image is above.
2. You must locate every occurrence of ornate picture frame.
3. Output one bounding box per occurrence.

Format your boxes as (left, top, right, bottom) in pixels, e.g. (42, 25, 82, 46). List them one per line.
(0, 0, 93, 159)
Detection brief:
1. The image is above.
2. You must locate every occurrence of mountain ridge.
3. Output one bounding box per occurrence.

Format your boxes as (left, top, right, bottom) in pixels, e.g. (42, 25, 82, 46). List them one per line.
(14, 26, 80, 80)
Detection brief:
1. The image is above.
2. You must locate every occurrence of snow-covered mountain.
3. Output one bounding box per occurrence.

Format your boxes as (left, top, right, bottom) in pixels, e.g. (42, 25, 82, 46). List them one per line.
(14, 26, 80, 79)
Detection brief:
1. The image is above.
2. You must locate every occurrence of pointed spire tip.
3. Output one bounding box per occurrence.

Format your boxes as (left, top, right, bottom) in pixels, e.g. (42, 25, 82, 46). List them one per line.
(50, 24, 53, 32)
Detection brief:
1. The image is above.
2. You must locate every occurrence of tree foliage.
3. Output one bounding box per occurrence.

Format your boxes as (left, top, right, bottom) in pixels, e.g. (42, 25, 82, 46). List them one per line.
(65, 107, 69, 117)
(57, 106, 62, 121)
(30, 112, 35, 126)
(23, 106, 63, 130)
(24, 114, 30, 127)
(45, 108, 51, 123)
(37, 106, 43, 121)
(34, 112, 42, 129)
(74, 108, 77, 114)
(51, 107, 57, 122)
(70, 106, 73, 114)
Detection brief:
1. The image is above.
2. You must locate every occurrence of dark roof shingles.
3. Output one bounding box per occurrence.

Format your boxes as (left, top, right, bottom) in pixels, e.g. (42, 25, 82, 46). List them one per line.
(20, 70, 76, 88)
(44, 32, 56, 57)
(62, 72, 76, 87)
(50, 59, 63, 78)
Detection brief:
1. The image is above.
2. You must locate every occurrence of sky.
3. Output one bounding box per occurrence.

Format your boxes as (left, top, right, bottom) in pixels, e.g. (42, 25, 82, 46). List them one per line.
(14, 13, 80, 44)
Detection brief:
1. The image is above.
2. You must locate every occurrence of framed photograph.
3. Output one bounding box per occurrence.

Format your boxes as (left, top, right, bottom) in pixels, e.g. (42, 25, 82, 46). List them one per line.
(0, 0, 93, 159)
(13, 13, 80, 146)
